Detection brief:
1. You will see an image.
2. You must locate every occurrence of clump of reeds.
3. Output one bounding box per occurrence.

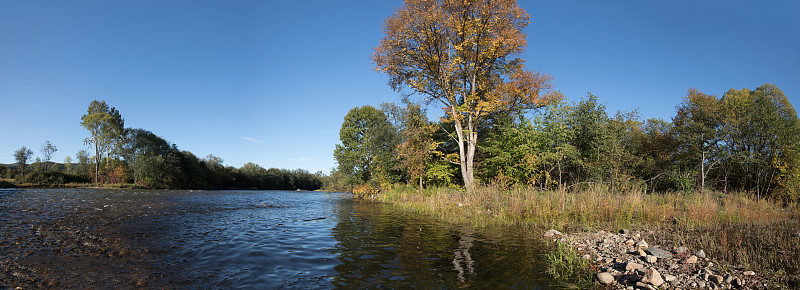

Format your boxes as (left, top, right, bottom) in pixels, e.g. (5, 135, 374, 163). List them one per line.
(545, 241, 593, 287)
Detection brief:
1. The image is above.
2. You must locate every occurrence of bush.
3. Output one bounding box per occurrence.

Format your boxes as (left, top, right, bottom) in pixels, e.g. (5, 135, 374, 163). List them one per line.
(21, 171, 90, 185)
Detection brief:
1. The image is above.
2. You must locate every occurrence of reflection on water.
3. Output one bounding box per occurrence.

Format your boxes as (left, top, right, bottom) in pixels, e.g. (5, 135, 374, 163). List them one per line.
(0, 189, 559, 288)
(454, 234, 475, 283)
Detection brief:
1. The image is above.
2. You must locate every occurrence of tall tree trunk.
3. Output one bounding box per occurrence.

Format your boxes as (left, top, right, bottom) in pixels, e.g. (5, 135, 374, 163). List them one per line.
(94, 143, 100, 184)
(419, 175, 423, 194)
(451, 109, 476, 191)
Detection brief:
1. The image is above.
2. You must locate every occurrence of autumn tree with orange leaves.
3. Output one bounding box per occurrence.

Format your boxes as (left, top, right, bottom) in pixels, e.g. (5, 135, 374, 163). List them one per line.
(374, 0, 559, 190)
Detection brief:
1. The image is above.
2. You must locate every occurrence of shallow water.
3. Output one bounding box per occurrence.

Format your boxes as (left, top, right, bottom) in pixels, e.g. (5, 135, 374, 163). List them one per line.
(0, 188, 558, 288)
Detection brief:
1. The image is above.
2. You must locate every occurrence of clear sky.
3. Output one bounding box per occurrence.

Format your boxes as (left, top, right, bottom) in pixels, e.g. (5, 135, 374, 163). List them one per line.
(1, 0, 798, 173)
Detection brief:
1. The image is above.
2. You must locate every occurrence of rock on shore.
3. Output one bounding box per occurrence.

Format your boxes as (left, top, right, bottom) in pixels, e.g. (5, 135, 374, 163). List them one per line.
(545, 229, 773, 289)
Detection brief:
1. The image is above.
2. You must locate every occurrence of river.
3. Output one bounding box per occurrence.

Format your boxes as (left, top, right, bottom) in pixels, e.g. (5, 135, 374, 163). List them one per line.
(0, 188, 560, 288)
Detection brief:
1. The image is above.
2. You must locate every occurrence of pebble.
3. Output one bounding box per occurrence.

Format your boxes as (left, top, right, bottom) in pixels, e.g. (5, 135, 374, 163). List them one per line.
(597, 272, 615, 285)
(626, 262, 644, 271)
(675, 246, 688, 254)
(641, 268, 665, 287)
(743, 270, 755, 276)
(645, 255, 658, 263)
(709, 274, 724, 284)
(664, 274, 677, 282)
(732, 277, 744, 288)
(681, 255, 698, 264)
(696, 249, 707, 258)
(636, 240, 649, 249)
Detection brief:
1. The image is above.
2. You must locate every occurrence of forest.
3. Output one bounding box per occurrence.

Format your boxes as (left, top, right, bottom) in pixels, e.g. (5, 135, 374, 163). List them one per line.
(330, 85, 799, 202)
(2, 100, 323, 191)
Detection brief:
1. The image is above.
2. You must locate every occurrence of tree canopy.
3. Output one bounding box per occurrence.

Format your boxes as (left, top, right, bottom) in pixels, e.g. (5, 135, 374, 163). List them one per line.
(81, 100, 125, 183)
(374, 0, 559, 190)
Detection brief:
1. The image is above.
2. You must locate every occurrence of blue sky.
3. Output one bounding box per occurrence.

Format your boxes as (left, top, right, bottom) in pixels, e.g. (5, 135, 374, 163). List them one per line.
(1, 0, 798, 173)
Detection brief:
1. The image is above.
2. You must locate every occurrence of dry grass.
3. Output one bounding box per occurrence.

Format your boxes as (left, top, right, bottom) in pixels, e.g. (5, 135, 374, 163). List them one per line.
(379, 185, 800, 281)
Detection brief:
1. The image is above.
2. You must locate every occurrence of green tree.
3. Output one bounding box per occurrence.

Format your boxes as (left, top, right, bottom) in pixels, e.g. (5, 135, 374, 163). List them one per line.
(120, 128, 181, 188)
(40, 141, 58, 171)
(374, 0, 559, 190)
(81, 100, 125, 183)
(570, 94, 610, 184)
(13, 146, 34, 177)
(64, 155, 73, 173)
(717, 84, 800, 199)
(395, 103, 437, 192)
(76, 149, 91, 178)
(673, 88, 721, 191)
(334, 106, 398, 185)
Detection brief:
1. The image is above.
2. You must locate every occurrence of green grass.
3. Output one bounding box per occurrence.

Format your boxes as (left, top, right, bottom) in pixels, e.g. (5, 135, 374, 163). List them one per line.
(546, 241, 594, 287)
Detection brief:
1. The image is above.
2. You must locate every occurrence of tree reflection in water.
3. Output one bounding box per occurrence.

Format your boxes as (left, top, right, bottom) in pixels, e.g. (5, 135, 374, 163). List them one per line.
(453, 234, 475, 283)
(330, 199, 558, 289)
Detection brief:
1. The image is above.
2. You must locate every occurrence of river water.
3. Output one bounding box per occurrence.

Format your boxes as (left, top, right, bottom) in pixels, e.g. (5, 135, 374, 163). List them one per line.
(0, 189, 559, 288)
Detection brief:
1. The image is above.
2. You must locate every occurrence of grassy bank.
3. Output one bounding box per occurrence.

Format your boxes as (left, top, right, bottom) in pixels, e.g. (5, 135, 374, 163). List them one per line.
(377, 185, 800, 285)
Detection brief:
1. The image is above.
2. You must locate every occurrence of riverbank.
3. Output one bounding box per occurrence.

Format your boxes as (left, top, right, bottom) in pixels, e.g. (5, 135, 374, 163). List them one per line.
(377, 186, 800, 288)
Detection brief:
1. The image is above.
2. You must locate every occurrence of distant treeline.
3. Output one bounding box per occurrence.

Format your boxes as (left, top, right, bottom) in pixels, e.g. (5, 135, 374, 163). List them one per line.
(331, 84, 800, 201)
(4, 101, 323, 191)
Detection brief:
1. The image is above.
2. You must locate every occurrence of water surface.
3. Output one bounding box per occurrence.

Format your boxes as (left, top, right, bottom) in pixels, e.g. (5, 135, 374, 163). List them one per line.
(0, 189, 558, 288)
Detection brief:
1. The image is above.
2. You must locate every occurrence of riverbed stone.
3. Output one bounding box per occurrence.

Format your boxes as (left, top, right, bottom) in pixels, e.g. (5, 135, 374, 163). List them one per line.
(732, 277, 744, 288)
(645, 255, 658, 263)
(646, 247, 673, 258)
(681, 255, 698, 264)
(597, 272, 615, 284)
(698, 281, 707, 288)
(636, 240, 649, 249)
(544, 229, 564, 238)
(626, 262, 644, 271)
(641, 268, 664, 287)
(664, 273, 677, 282)
(709, 274, 724, 284)
(635, 282, 656, 290)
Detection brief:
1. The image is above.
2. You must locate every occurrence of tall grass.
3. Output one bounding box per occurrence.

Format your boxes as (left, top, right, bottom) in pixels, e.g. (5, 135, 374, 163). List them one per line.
(378, 185, 800, 280)
(380, 185, 797, 229)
